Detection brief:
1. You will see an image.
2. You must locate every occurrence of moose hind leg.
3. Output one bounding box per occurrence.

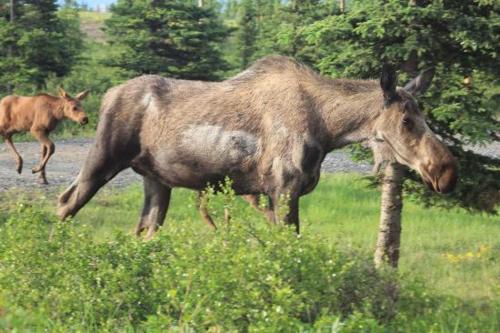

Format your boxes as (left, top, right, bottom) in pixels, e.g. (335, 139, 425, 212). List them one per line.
(242, 194, 276, 224)
(196, 191, 217, 229)
(57, 144, 126, 220)
(4, 135, 23, 174)
(135, 177, 172, 240)
(38, 145, 48, 184)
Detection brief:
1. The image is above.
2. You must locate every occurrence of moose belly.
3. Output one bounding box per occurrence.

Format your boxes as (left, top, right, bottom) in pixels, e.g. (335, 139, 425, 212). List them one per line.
(148, 125, 261, 190)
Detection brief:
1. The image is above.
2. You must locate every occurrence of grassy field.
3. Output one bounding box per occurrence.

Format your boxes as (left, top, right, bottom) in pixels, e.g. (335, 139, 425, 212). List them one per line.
(79, 10, 111, 42)
(1, 173, 499, 331)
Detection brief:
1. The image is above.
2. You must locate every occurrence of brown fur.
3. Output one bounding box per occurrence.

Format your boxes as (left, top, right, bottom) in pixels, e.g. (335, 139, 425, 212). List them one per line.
(58, 56, 457, 238)
(0, 88, 89, 184)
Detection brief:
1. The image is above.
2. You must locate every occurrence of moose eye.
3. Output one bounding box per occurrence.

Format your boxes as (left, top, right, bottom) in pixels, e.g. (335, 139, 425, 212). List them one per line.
(402, 117, 414, 130)
(73, 106, 78, 111)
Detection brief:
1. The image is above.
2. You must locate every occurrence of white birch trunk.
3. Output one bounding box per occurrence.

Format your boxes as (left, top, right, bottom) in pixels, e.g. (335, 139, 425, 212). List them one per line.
(374, 162, 405, 268)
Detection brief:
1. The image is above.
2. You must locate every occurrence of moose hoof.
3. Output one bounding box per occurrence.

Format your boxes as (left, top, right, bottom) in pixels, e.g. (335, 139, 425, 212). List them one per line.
(16, 165, 23, 174)
(57, 206, 69, 220)
(32, 167, 41, 174)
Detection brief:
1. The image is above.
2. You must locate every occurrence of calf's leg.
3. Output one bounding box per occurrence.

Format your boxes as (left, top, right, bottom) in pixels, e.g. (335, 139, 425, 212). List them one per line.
(37, 145, 48, 184)
(31, 129, 55, 179)
(135, 177, 172, 240)
(3, 135, 23, 174)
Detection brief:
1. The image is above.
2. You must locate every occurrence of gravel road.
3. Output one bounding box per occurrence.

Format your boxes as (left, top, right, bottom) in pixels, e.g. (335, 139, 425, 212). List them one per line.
(1, 138, 498, 193)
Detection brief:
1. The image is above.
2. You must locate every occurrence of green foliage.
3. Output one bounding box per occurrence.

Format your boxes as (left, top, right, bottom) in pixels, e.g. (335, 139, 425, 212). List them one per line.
(0, 0, 83, 93)
(225, 0, 339, 67)
(235, 0, 257, 69)
(45, 39, 127, 138)
(104, 0, 229, 80)
(0, 204, 396, 331)
(0, 175, 499, 331)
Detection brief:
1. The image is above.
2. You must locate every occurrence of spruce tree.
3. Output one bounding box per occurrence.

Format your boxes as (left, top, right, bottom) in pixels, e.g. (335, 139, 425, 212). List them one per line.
(0, 0, 83, 93)
(105, 0, 229, 80)
(274, 0, 335, 63)
(305, 0, 500, 213)
(236, 0, 257, 69)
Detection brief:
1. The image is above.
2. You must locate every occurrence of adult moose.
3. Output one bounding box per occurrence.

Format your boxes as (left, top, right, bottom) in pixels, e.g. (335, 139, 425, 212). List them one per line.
(58, 56, 457, 238)
(0, 88, 89, 184)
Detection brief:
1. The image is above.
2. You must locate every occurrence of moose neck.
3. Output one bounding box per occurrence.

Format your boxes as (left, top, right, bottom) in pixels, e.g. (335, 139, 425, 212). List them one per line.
(305, 77, 383, 152)
(51, 98, 66, 121)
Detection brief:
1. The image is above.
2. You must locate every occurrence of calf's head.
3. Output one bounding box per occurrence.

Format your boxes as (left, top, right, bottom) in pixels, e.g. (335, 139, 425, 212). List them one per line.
(59, 87, 90, 125)
(372, 66, 458, 193)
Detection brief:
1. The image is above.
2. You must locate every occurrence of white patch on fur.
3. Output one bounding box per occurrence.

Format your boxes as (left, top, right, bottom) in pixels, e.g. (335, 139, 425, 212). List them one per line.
(181, 125, 259, 166)
(143, 92, 163, 119)
(142, 92, 153, 107)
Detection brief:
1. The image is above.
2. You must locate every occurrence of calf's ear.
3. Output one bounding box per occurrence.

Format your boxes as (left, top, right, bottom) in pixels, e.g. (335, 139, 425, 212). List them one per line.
(404, 67, 435, 96)
(76, 90, 90, 101)
(380, 64, 398, 104)
(59, 87, 70, 99)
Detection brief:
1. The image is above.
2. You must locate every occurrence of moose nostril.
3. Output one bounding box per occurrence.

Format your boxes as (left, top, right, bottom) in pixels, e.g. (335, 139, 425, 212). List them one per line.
(81, 117, 89, 125)
(437, 163, 458, 194)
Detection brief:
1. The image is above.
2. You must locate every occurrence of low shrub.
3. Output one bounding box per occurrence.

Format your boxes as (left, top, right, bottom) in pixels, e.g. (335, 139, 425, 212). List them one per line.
(1, 198, 498, 332)
(0, 204, 395, 332)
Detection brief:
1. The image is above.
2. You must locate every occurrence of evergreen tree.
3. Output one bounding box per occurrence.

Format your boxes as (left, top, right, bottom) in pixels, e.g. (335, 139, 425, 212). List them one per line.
(236, 0, 257, 69)
(0, 0, 83, 93)
(105, 0, 229, 80)
(305, 0, 500, 213)
(223, 0, 240, 20)
(251, 0, 283, 59)
(271, 0, 336, 64)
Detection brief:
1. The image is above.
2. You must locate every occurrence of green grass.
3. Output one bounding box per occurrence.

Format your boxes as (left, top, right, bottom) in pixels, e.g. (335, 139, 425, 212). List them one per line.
(1, 173, 499, 331)
(79, 10, 111, 24)
(301, 176, 500, 302)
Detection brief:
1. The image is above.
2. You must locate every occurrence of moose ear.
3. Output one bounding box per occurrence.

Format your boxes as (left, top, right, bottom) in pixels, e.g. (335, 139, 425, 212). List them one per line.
(404, 67, 435, 96)
(76, 90, 90, 100)
(380, 64, 398, 103)
(58, 87, 70, 99)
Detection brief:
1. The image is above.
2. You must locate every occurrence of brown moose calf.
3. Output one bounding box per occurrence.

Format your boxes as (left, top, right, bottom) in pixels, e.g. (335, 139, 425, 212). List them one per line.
(0, 88, 89, 184)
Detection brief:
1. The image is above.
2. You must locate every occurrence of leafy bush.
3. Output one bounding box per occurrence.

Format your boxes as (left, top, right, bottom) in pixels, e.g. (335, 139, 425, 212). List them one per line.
(0, 204, 397, 332)
(0, 186, 499, 332)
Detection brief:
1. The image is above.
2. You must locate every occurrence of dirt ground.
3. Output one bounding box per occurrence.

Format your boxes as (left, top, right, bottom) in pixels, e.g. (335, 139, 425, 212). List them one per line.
(1, 138, 498, 193)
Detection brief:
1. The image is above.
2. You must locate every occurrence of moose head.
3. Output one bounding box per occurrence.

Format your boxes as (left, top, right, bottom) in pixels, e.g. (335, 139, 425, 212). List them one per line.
(59, 87, 90, 125)
(371, 66, 458, 193)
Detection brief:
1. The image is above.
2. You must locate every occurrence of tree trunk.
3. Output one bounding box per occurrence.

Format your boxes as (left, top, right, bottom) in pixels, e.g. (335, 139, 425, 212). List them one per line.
(198, 0, 203, 7)
(7, 0, 15, 93)
(374, 162, 405, 268)
(339, 0, 345, 13)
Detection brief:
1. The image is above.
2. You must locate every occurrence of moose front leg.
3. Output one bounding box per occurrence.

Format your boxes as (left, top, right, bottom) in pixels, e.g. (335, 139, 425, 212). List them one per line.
(31, 129, 54, 183)
(3, 135, 23, 174)
(135, 177, 172, 240)
(271, 190, 300, 234)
